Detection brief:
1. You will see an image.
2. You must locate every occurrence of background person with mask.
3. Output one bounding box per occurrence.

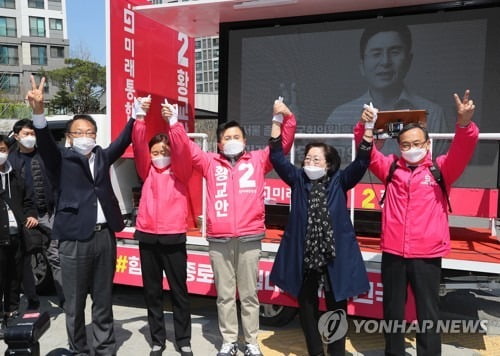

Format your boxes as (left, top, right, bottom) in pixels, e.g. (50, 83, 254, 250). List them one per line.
(9, 119, 64, 311)
(354, 90, 478, 356)
(268, 120, 373, 356)
(0, 134, 37, 325)
(26, 76, 137, 356)
(162, 99, 296, 356)
(131, 97, 193, 356)
(326, 22, 447, 161)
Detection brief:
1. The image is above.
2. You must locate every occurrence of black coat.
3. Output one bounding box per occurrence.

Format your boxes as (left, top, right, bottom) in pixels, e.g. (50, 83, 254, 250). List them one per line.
(34, 118, 135, 241)
(0, 166, 37, 244)
(269, 138, 371, 301)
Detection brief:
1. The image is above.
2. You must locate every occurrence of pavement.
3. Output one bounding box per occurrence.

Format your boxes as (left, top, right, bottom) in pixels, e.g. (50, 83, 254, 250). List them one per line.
(1, 286, 500, 355)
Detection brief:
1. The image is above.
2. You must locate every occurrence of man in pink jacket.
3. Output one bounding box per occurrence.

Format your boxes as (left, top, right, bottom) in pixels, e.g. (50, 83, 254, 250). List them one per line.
(355, 90, 478, 356)
(162, 100, 296, 356)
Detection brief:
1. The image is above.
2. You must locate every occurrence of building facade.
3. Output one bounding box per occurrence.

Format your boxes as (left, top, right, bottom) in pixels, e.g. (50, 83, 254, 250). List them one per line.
(0, 0, 69, 101)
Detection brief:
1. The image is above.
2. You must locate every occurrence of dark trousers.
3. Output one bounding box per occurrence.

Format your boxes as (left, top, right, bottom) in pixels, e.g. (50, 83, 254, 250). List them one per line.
(382, 252, 441, 356)
(59, 229, 117, 356)
(298, 270, 347, 356)
(0, 237, 22, 313)
(139, 242, 191, 349)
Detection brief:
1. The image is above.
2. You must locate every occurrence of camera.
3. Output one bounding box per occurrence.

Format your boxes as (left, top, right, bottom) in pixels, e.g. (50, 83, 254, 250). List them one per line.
(1, 311, 50, 356)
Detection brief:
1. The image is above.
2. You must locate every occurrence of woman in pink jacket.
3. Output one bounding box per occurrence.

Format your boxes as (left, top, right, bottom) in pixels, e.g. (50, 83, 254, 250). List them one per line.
(131, 97, 193, 356)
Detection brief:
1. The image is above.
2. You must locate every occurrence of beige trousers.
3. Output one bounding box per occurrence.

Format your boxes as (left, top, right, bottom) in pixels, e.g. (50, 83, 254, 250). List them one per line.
(208, 239, 261, 344)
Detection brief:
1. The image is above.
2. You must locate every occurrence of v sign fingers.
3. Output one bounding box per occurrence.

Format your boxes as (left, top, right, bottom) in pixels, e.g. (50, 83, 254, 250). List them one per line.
(454, 89, 475, 126)
(27, 75, 46, 115)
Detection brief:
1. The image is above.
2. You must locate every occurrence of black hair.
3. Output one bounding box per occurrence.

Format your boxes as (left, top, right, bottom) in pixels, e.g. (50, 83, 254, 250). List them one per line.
(397, 123, 429, 143)
(13, 119, 35, 134)
(302, 142, 341, 174)
(359, 22, 412, 59)
(216, 121, 246, 142)
(0, 134, 9, 148)
(148, 133, 169, 150)
(65, 114, 98, 133)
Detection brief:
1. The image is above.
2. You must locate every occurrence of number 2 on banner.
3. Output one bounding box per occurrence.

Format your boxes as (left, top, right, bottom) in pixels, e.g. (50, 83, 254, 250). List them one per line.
(178, 33, 188, 67)
(362, 188, 376, 209)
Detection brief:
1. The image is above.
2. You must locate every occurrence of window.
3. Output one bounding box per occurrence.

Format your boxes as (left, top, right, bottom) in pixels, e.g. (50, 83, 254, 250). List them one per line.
(212, 37, 219, 47)
(28, 0, 44, 8)
(196, 62, 202, 71)
(0, 17, 16, 37)
(196, 73, 203, 82)
(195, 51, 202, 60)
(0, 45, 18, 65)
(214, 71, 219, 80)
(31, 45, 47, 65)
(195, 40, 201, 49)
(0, 0, 15, 9)
(196, 84, 203, 92)
(30, 17, 46, 37)
(0, 73, 20, 94)
(50, 46, 64, 58)
(49, 18, 63, 31)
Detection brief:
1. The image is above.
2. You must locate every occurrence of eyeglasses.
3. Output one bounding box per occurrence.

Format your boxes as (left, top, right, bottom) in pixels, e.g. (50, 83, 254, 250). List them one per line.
(68, 131, 97, 138)
(399, 141, 427, 151)
(304, 156, 325, 164)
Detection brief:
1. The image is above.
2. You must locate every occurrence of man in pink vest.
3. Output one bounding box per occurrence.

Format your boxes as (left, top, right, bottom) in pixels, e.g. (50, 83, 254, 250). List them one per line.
(355, 90, 479, 356)
(162, 99, 296, 356)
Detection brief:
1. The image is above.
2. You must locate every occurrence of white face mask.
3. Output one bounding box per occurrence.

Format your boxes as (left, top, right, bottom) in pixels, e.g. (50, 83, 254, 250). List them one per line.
(223, 140, 245, 157)
(20, 136, 36, 149)
(72, 137, 96, 156)
(303, 165, 327, 180)
(151, 156, 171, 169)
(0, 152, 7, 165)
(401, 147, 427, 164)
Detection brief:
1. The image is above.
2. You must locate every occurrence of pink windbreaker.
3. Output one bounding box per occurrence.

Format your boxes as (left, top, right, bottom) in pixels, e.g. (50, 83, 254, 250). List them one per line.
(132, 119, 191, 234)
(354, 121, 479, 258)
(167, 115, 296, 238)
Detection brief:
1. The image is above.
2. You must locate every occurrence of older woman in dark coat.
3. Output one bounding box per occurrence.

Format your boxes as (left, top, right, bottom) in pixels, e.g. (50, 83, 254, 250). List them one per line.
(268, 124, 373, 356)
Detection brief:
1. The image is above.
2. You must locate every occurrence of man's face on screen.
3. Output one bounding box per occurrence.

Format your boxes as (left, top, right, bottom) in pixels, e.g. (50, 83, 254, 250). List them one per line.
(360, 31, 412, 91)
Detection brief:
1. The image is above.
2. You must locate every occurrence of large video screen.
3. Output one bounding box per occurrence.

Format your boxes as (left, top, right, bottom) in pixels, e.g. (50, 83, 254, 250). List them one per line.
(222, 4, 500, 187)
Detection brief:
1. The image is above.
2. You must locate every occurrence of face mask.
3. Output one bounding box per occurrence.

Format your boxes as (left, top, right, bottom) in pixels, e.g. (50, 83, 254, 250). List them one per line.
(223, 140, 245, 157)
(304, 165, 327, 180)
(401, 147, 427, 164)
(72, 137, 96, 156)
(20, 136, 36, 149)
(152, 156, 171, 169)
(0, 152, 7, 165)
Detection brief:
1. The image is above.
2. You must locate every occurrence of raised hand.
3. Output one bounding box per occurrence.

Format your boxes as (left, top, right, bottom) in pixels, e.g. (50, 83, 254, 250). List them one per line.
(161, 99, 178, 124)
(454, 89, 475, 127)
(273, 97, 292, 117)
(26, 75, 45, 115)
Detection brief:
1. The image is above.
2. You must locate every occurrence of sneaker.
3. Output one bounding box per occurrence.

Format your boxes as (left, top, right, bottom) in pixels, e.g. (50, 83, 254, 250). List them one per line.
(217, 342, 238, 356)
(179, 345, 193, 356)
(149, 344, 165, 356)
(244, 343, 262, 356)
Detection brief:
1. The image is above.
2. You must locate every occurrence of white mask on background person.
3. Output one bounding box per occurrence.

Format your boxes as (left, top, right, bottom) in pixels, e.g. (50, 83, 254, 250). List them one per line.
(223, 140, 245, 157)
(401, 147, 427, 164)
(20, 136, 36, 149)
(303, 165, 327, 180)
(0, 152, 7, 165)
(72, 137, 96, 156)
(152, 156, 171, 169)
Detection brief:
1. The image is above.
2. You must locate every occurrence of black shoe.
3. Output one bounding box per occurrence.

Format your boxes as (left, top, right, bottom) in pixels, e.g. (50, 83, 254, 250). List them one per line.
(149, 344, 165, 356)
(179, 345, 193, 356)
(27, 299, 40, 310)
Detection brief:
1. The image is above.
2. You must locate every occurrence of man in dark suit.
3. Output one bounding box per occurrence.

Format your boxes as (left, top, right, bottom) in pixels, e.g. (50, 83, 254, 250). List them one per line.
(26, 76, 136, 355)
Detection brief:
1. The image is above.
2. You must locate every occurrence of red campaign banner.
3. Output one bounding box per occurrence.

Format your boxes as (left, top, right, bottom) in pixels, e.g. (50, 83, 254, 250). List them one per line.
(264, 178, 498, 218)
(108, 0, 195, 157)
(114, 245, 417, 320)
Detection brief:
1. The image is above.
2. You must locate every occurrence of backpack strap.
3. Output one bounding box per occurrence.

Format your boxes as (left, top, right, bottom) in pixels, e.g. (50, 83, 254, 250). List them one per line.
(379, 160, 398, 207)
(429, 164, 452, 213)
